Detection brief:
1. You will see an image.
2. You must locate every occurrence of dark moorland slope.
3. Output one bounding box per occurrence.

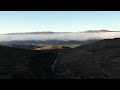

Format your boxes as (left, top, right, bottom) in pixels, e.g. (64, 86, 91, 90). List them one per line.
(0, 45, 72, 79)
(60, 38, 120, 79)
(1, 38, 120, 79)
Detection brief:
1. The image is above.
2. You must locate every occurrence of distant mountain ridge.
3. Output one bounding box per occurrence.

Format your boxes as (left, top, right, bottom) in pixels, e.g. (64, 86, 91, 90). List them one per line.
(5, 31, 72, 35)
(83, 30, 120, 33)
(5, 30, 120, 35)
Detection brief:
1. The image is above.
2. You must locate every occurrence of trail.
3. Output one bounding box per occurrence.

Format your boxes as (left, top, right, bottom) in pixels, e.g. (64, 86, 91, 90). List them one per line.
(51, 51, 74, 79)
(51, 52, 62, 70)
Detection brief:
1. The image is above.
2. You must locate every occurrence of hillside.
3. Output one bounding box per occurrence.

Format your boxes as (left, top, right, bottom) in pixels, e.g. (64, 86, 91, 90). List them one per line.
(59, 38, 120, 79)
(0, 45, 72, 79)
(1, 38, 120, 79)
(34, 45, 70, 50)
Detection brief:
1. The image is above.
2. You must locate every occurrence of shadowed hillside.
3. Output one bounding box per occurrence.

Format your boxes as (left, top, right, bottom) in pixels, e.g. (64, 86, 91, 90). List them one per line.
(0, 45, 72, 79)
(59, 38, 120, 79)
(1, 38, 120, 79)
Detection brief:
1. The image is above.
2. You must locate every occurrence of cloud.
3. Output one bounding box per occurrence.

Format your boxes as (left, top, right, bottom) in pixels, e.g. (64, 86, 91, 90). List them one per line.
(0, 32, 120, 42)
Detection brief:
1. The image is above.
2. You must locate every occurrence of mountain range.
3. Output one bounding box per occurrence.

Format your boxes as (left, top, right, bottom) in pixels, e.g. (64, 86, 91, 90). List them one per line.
(5, 30, 120, 35)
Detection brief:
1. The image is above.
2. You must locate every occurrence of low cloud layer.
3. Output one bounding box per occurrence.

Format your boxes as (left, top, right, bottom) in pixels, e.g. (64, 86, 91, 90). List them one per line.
(0, 32, 120, 42)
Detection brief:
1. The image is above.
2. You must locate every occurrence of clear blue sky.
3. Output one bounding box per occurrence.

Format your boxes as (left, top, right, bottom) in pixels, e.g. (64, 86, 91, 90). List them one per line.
(0, 11, 120, 34)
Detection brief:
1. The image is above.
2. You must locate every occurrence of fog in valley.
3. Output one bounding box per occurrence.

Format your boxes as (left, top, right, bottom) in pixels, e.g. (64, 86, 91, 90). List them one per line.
(0, 32, 120, 42)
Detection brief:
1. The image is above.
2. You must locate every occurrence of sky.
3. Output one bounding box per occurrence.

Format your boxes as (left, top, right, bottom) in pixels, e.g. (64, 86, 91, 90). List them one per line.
(0, 11, 120, 34)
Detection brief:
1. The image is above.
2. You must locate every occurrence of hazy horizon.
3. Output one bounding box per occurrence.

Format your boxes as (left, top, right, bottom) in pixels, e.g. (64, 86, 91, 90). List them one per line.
(2, 29, 117, 34)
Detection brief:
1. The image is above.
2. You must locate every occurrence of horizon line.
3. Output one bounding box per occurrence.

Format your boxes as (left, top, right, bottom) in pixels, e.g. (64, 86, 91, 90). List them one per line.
(1, 29, 120, 34)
